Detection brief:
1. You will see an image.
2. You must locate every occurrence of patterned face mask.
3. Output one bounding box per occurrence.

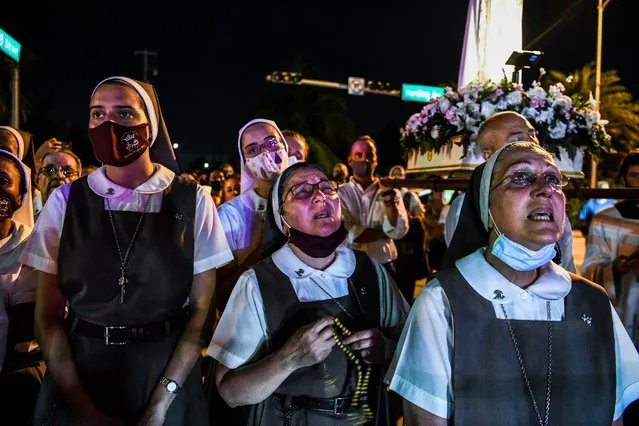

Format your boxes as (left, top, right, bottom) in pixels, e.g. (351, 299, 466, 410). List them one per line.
(88, 121, 150, 167)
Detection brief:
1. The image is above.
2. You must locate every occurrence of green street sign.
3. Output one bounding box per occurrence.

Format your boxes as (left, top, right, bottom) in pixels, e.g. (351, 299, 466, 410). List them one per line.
(0, 28, 21, 62)
(401, 84, 444, 103)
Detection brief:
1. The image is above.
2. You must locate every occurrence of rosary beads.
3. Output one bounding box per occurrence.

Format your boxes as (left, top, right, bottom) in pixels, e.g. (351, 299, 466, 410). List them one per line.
(333, 317, 374, 424)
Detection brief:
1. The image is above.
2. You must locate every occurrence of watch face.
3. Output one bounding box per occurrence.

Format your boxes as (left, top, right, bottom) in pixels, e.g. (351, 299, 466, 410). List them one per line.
(167, 381, 178, 392)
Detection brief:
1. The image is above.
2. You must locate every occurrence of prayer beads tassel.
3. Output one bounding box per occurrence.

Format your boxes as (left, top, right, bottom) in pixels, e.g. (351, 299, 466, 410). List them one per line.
(332, 317, 374, 424)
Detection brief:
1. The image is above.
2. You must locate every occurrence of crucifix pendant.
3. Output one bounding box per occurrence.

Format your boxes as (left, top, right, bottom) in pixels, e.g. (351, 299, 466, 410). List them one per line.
(117, 271, 128, 304)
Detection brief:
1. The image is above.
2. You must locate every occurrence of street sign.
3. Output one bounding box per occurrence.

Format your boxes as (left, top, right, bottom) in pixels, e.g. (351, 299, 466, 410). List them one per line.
(0, 28, 21, 62)
(401, 84, 444, 103)
(348, 77, 365, 96)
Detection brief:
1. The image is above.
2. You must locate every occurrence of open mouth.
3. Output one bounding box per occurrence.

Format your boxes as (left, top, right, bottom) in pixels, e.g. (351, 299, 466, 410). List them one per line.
(527, 208, 554, 222)
(313, 211, 332, 219)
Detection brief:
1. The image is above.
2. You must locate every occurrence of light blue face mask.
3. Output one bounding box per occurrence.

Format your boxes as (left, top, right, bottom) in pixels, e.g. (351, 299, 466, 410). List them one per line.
(488, 210, 556, 271)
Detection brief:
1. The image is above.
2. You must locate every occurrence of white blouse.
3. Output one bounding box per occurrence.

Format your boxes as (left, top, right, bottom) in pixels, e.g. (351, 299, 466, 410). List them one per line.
(217, 189, 268, 268)
(385, 248, 639, 421)
(0, 221, 37, 371)
(207, 243, 410, 369)
(19, 163, 233, 275)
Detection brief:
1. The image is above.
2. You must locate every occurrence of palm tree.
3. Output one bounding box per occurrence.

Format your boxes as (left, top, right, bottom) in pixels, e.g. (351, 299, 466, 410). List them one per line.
(544, 61, 639, 154)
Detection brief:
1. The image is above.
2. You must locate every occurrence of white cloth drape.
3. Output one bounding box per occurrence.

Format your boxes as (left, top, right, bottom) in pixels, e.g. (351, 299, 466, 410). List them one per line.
(458, 0, 523, 87)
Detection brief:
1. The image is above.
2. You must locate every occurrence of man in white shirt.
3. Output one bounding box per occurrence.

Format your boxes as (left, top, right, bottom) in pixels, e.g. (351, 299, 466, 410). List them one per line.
(338, 135, 408, 277)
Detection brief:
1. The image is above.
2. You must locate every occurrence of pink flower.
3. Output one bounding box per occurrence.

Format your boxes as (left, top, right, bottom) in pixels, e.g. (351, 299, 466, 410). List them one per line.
(530, 98, 544, 109)
(490, 88, 504, 102)
(445, 109, 456, 122)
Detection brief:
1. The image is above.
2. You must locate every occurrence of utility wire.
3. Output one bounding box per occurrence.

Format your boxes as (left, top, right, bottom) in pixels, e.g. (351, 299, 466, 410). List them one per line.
(524, 0, 587, 50)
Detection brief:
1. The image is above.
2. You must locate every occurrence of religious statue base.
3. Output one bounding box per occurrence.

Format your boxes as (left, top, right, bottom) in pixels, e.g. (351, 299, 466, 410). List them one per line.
(406, 144, 585, 179)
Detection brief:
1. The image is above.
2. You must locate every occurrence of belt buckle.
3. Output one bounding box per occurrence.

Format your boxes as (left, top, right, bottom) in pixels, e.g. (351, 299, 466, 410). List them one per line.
(329, 397, 347, 416)
(332, 398, 340, 416)
(104, 325, 129, 345)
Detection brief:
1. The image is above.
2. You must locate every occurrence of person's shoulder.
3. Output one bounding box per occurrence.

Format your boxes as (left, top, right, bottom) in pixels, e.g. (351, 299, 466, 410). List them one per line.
(567, 272, 610, 298)
(218, 193, 245, 215)
(590, 204, 623, 224)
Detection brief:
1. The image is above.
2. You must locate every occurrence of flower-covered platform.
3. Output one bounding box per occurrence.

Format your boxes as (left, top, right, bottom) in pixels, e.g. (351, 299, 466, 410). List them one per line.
(401, 75, 610, 179)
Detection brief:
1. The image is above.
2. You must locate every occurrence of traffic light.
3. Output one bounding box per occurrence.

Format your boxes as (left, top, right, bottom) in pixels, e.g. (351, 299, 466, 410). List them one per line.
(268, 71, 303, 84)
(366, 80, 393, 92)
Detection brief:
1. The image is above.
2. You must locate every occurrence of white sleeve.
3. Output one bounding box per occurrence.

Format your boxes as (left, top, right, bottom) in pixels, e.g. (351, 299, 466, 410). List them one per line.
(383, 189, 409, 240)
(206, 269, 269, 369)
(217, 201, 239, 254)
(385, 278, 453, 419)
(611, 303, 639, 421)
(444, 194, 464, 247)
(18, 185, 70, 274)
(193, 186, 233, 274)
(338, 187, 365, 244)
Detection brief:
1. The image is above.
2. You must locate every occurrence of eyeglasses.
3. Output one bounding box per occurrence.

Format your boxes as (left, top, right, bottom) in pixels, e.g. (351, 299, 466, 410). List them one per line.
(38, 164, 78, 178)
(492, 170, 570, 191)
(285, 180, 339, 202)
(243, 136, 284, 158)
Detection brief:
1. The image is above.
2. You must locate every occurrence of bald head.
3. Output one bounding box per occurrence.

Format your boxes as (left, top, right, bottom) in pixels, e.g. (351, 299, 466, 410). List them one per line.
(477, 112, 539, 159)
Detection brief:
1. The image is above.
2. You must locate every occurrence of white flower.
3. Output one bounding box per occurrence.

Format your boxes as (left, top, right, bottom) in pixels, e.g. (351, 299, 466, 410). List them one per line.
(480, 101, 495, 119)
(438, 98, 451, 113)
(536, 107, 554, 124)
(549, 121, 567, 139)
(506, 90, 522, 106)
(494, 98, 508, 111)
(430, 126, 440, 140)
(567, 121, 578, 134)
(566, 75, 574, 83)
(521, 107, 539, 120)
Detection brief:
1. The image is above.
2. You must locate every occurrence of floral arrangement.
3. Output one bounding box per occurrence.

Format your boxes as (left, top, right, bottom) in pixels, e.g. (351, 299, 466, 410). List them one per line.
(400, 72, 612, 161)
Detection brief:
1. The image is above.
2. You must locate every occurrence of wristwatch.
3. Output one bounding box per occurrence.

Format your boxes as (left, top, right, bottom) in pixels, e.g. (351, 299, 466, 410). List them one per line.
(159, 375, 181, 394)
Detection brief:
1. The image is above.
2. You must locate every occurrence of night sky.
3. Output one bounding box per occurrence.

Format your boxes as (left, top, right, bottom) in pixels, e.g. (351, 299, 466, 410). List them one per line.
(1, 0, 636, 170)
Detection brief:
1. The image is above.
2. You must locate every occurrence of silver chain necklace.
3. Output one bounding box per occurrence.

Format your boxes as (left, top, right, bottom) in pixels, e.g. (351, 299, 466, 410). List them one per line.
(308, 277, 367, 321)
(500, 301, 552, 426)
(106, 195, 152, 304)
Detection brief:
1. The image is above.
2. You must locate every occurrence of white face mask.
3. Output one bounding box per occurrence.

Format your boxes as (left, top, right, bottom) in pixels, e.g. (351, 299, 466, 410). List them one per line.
(488, 210, 556, 271)
(244, 149, 288, 180)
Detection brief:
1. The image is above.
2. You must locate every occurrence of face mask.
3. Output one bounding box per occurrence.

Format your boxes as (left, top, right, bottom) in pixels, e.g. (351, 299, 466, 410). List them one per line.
(0, 189, 18, 221)
(88, 122, 150, 167)
(489, 210, 556, 271)
(210, 181, 223, 191)
(287, 155, 298, 167)
(350, 160, 373, 178)
(287, 221, 349, 258)
(244, 149, 287, 180)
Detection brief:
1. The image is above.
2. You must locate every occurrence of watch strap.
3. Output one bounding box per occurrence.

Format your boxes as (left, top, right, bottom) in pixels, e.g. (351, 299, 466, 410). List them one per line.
(159, 375, 181, 394)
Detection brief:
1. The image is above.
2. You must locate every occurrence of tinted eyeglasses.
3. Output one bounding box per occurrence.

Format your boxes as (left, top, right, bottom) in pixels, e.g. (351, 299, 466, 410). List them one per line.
(243, 136, 284, 158)
(285, 180, 339, 202)
(492, 170, 570, 191)
(38, 164, 79, 178)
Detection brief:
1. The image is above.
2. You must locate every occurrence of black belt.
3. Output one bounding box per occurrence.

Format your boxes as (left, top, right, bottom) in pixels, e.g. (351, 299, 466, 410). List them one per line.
(68, 309, 190, 346)
(273, 393, 351, 416)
